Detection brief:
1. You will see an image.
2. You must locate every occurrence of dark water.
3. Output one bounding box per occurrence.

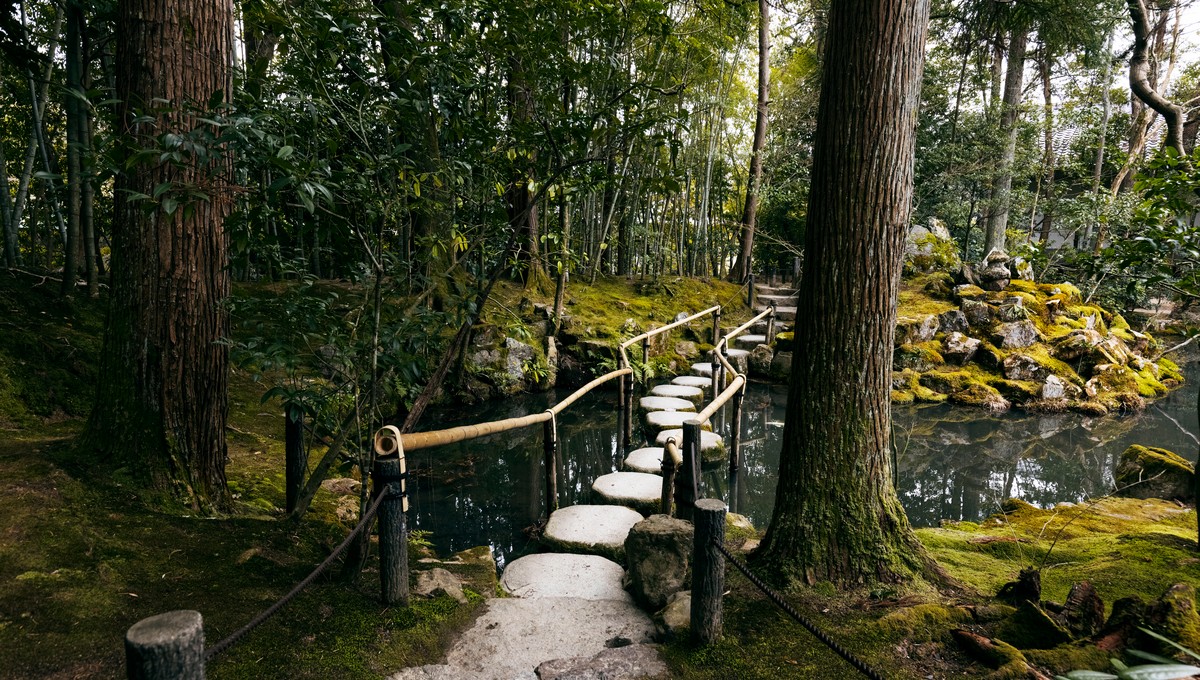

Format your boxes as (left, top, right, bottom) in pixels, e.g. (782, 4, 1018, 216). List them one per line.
(405, 364, 1199, 568)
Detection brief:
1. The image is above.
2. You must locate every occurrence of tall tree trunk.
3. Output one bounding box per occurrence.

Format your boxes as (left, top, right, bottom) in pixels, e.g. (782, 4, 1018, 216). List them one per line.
(1126, 0, 1186, 156)
(0, 140, 14, 268)
(1036, 49, 1055, 244)
(1091, 34, 1114, 197)
(983, 26, 1027, 257)
(61, 0, 85, 296)
(756, 0, 943, 586)
(731, 0, 770, 284)
(86, 0, 234, 511)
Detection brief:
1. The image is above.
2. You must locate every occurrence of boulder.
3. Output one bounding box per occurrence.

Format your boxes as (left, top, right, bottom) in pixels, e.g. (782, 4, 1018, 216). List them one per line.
(674, 341, 699, 359)
(655, 590, 691, 641)
(992, 320, 1040, 349)
(1041, 375, 1066, 400)
(1053, 329, 1104, 361)
(961, 298, 995, 328)
(1113, 445, 1195, 502)
(942, 332, 980, 365)
(544, 337, 559, 386)
(1012, 257, 1035, 281)
(505, 337, 536, 384)
(894, 344, 942, 372)
(748, 344, 774, 378)
(535, 644, 669, 680)
(624, 515, 693, 610)
(896, 314, 939, 346)
(414, 567, 468, 603)
(320, 477, 361, 496)
(938, 309, 969, 334)
(1002, 354, 1048, 382)
(996, 296, 1027, 322)
(904, 219, 961, 273)
(769, 351, 792, 380)
(995, 600, 1071, 649)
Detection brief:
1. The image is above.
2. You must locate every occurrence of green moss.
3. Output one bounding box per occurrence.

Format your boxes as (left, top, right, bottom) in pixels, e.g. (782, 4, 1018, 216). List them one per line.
(1159, 584, 1200, 652)
(995, 601, 1071, 649)
(898, 279, 958, 316)
(1017, 344, 1083, 385)
(1038, 282, 1082, 304)
(1115, 445, 1194, 489)
(876, 604, 973, 642)
(895, 344, 946, 371)
(1024, 645, 1112, 675)
(774, 331, 794, 352)
(1064, 305, 1110, 333)
(954, 284, 988, 299)
(949, 383, 1007, 409)
(892, 389, 916, 404)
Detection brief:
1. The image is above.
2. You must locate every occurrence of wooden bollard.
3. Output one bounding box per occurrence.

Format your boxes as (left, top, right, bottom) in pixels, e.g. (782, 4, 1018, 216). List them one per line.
(766, 304, 777, 345)
(543, 413, 559, 516)
(712, 309, 722, 345)
(691, 499, 727, 645)
(373, 426, 409, 606)
(125, 610, 204, 680)
(660, 438, 678, 515)
(641, 337, 650, 370)
(675, 420, 701, 521)
(729, 386, 744, 475)
(284, 409, 306, 515)
(618, 373, 630, 450)
(747, 273, 756, 307)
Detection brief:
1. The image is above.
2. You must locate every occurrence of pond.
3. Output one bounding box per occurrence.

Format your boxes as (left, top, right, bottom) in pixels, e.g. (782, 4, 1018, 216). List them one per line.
(405, 362, 1199, 568)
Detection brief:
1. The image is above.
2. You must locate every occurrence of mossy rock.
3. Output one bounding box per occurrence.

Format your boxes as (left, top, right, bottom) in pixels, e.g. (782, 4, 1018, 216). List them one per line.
(1157, 583, 1200, 653)
(995, 600, 1072, 649)
(774, 331, 794, 352)
(949, 383, 1009, 412)
(1024, 644, 1111, 675)
(895, 343, 945, 372)
(877, 604, 973, 643)
(1114, 445, 1195, 503)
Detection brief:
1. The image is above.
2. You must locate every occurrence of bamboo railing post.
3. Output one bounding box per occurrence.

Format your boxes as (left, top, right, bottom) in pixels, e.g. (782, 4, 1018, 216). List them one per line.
(729, 386, 744, 475)
(373, 426, 409, 606)
(125, 610, 204, 680)
(712, 309, 722, 345)
(284, 408, 307, 515)
(641, 336, 650, 371)
(618, 373, 630, 450)
(747, 273, 756, 307)
(766, 304, 777, 345)
(676, 420, 701, 521)
(660, 438, 678, 515)
(543, 412, 558, 516)
(691, 499, 727, 645)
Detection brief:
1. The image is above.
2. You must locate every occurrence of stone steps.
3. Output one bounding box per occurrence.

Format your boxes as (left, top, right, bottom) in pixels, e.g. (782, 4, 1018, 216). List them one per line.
(756, 294, 795, 306)
(643, 410, 711, 437)
(755, 284, 798, 297)
(654, 428, 726, 465)
(754, 304, 796, 322)
(623, 446, 665, 474)
(638, 395, 696, 413)
(670, 375, 711, 393)
(733, 334, 767, 349)
(649, 383, 704, 406)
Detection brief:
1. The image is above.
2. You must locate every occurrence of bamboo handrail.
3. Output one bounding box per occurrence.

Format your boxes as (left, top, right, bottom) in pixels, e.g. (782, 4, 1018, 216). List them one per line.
(712, 307, 772, 376)
(695, 374, 745, 422)
(618, 305, 721, 366)
(664, 437, 683, 466)
(390, 368, 633, 452)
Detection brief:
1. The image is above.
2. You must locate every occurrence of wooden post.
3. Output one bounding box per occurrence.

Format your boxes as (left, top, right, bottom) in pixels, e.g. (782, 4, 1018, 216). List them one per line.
(641, 337, 650, 370)
(373, 426, 409, 606)
(125, 610, 204, 680)
(712, 309, 722, 345)
(284, 408, 306, 515)
(747, 273, 756, 307)
(618, 373, 629, 450)
(543, 413, 558, 516)
(675, 420, 701, 521)
(729, 386, 744, 475)
(691, 498, 727, 645)
(660, 438, 677, 515)
(709, 348, 720, 404)
(766, 304, 777, 345)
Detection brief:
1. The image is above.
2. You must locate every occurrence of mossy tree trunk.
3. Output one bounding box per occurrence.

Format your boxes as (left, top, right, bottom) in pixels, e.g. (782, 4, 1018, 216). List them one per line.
(86, 0, 233, 511)
(756, 0, 942, 587)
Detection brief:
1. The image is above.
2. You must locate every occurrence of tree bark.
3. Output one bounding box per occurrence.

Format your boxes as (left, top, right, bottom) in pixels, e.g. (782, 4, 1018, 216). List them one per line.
(756, 0, 943, 586)
(86, 0, 234, 511)
(61, 0, 85, 296)
(1126, 0, 1186, 156)
(731, 0, 770, 284)
(1036, 49, 1055, 244)
(983, 26, 1027, 257)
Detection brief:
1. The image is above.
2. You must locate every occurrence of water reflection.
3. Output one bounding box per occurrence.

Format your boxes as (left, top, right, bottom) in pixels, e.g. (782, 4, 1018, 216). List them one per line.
(406, 364, 1198, 565)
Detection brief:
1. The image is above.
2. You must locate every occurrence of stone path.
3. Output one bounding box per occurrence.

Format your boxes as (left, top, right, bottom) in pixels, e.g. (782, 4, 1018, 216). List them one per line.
(391, 311, 785, 679)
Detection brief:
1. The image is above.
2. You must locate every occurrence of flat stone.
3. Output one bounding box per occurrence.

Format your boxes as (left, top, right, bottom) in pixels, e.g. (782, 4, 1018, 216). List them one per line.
(734, 334, 767, 349)
(755, 305, 796, 321)
(670, 376, 710, 392)
(654, 428, 726, 465)
(430, 597, 656, 680)
(644, 410, 711, 436)
(690, 362, 715, 377)
(638, 396, 695, 413)
(592, 472, 665, 516)
(535, 644, 669, 680)
(414, 567, 467, 603)
(623, 447, 665, 474)
(649, 384, 704, 406)
(543, 505, 645, 561)
(724, 348, 750, 359)
(501, 553, 630, 602)
(756, 294, 793, 306)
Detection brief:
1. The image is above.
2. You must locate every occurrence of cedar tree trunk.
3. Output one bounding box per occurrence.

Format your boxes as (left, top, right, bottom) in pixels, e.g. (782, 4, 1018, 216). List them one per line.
(983, 26, 1027, 257)
(756, 0, 942, 586)
(731, 0, 769, 284)
(87, 0, 234, 511)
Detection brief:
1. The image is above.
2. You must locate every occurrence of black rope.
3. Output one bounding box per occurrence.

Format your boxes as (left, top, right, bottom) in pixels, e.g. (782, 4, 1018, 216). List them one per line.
(712, 539, 886, 680)
(204, 489, 391, 661)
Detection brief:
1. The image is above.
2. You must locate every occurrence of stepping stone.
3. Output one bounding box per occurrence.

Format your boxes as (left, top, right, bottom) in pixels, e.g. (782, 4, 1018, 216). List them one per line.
(650, 383, 704, 406)
(734, 333, 767, 349)
(757, 294, 794, 306)
(756, 305, 797, 322)
(542, 505, 645, 562)
(725, 348, 750, 359)
(654, 428, 727, 466)
(638, 396, 695, 413)
(671, 375, 711, 392)
(501, 553, 631, 601)
(644, 410, 711, 437)
(592, 472, 664, 516)
(691, 362, 714, 377)
(623, 447, 665, 474)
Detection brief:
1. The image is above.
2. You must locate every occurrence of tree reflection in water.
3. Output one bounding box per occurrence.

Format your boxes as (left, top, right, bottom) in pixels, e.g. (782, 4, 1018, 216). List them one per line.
(406, 363, 1197, 565)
